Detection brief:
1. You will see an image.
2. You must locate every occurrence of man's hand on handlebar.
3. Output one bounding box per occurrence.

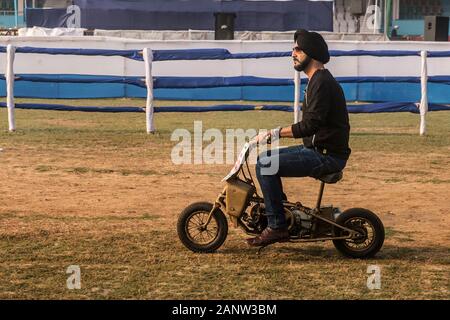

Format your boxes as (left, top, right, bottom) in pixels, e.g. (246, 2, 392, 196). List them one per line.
(249, 127, 282, 146)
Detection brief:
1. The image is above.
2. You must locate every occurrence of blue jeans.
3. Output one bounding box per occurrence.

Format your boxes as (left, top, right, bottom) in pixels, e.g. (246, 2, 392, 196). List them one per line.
(255, 145, 347, 230)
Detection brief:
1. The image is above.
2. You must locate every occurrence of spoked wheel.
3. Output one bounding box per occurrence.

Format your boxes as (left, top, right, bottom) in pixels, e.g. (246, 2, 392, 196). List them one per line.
(333, 208, 385, 259)
(177, 202, 228, 253)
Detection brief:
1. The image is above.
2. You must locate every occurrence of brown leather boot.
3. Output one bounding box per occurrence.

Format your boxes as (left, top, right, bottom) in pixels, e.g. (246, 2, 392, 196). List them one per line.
(246, 227, 290, 247)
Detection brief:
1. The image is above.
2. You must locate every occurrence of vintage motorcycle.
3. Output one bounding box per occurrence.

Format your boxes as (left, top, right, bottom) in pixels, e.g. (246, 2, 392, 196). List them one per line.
(177, 141, 385, 258)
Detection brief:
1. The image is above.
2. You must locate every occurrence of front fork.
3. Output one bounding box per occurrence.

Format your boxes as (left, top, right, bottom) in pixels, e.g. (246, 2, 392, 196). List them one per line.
(204, 186, 246, 229)
(203, 187, 227, 227)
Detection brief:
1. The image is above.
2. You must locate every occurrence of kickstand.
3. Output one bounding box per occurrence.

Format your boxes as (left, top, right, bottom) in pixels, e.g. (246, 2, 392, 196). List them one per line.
(257, 244, 270, 255)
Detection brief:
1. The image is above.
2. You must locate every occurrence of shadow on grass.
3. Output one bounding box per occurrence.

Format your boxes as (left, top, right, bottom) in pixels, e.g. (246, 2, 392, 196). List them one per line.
(218, 243, 450, 264)
(351, 132, 416, 137)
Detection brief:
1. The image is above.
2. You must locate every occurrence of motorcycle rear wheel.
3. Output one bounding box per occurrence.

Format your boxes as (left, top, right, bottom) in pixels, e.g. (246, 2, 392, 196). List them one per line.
(333, 208, 385, 258)
(177, 202, 228, 253)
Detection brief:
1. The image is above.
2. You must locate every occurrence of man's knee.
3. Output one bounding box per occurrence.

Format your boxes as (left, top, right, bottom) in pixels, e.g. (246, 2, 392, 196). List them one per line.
(256, 152, 272, 170)
(256, 155, 279, 177)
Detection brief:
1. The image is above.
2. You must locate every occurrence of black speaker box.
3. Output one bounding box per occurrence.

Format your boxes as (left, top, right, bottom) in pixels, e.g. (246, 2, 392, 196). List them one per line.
(214, 12, 236, 40)
(424, 16, 449, 42)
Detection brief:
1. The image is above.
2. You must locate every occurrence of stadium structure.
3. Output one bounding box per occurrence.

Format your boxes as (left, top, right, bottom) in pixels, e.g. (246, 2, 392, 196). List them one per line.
(0, 0, 449, 134)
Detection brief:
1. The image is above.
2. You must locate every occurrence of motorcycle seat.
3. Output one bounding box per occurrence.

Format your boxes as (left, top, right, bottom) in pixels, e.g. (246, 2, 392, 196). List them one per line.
(318, 171, 343, 184)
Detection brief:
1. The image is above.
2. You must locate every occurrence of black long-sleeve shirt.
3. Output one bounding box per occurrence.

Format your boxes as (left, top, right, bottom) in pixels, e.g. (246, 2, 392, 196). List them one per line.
(291, 69, 351, 160)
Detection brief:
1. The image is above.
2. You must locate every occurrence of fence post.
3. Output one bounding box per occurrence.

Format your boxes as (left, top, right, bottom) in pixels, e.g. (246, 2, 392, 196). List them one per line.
(419, 50, 428, 136)
(294, 70, 301, 123)
(6, 44, 16, 132)
(143, 48, 155, 134)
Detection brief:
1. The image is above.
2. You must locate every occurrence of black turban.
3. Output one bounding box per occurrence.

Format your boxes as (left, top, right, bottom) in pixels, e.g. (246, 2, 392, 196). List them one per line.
(294, 29, 330, 64)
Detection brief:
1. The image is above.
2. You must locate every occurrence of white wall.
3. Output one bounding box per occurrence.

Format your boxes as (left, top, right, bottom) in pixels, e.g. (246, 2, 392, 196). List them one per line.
(0, 36, 449, 79)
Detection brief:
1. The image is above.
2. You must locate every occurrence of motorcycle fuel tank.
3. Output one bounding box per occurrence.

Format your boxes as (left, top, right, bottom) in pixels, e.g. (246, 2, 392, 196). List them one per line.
(225, 179, 255, 217)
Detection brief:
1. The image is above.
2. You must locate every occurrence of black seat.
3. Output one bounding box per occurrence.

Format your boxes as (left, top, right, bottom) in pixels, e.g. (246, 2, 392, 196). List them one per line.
(317, 171, 343, 184)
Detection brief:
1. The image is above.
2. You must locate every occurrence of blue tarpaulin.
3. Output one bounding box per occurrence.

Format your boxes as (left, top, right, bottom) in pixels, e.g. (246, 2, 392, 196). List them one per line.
(26, 0, 333, 32)
(1, 102, 449, 114)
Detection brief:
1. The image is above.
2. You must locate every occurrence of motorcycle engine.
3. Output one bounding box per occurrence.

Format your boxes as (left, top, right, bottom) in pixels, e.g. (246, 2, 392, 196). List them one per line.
(289, 208, 312, 238)
(240, 203, 267, 234)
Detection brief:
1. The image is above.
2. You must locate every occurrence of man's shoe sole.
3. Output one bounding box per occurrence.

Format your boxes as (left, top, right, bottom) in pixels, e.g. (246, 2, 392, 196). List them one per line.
(246, 237, 290, 247)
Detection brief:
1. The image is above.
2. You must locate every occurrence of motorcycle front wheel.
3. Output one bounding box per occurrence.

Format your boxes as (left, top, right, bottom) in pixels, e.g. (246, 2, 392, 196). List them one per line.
(177, 202, 228, 253)
(333, 208, 385, 259)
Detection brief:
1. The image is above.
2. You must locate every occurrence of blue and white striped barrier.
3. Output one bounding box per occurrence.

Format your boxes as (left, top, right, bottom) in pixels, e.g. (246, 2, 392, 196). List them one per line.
(2, 45, 450, 134)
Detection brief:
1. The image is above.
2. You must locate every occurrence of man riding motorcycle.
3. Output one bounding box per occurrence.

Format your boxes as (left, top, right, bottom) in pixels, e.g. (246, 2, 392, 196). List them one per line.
(247, 29, 352, 247)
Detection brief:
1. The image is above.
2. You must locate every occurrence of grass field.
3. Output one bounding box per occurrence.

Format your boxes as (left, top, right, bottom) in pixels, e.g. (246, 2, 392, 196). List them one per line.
(0, 98, 449, 299)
